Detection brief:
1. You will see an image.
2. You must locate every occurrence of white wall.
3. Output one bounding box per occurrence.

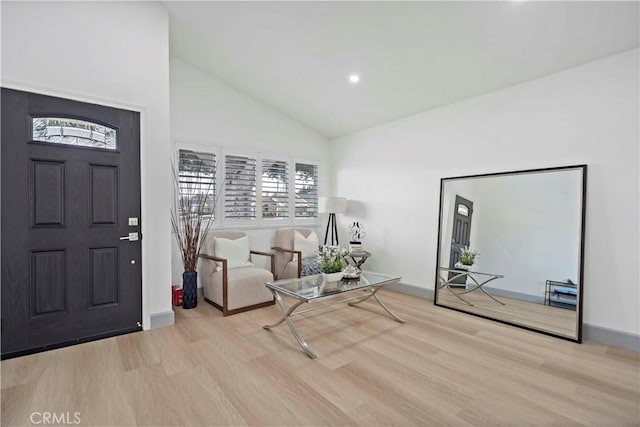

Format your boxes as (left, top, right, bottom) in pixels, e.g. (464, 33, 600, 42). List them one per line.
(169, 57, 330, 284)
(330, 49, 639, 335)
(1, 1, 172, 329)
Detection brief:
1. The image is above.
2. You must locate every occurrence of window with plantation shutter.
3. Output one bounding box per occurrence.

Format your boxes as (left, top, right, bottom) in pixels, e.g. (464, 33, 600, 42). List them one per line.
(224, 154, 257, 220)
(261, 158, 289, 219)
(178, 149, 216, 219)
(295, 162, 318, 219)
(177, 146, 320, 225)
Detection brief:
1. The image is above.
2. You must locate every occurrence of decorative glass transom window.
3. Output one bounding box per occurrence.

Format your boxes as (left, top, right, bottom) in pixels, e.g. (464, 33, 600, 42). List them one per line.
(32, 117, 117, 150)
(457, 204, 469, 216)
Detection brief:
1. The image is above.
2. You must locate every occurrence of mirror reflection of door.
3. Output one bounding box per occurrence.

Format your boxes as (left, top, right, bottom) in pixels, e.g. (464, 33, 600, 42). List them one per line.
(449, 195, 473, 285)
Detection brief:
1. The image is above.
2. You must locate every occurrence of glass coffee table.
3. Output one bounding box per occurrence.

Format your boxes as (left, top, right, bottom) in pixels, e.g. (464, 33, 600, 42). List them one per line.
(263, 271, 405, 359)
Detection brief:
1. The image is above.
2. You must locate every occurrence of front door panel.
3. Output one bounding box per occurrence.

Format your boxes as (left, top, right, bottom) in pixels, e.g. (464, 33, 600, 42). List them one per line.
(1, 88, 142, 358)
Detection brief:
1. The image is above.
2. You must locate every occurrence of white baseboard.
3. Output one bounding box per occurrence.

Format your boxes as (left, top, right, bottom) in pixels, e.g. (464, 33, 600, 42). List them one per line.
(583, 324, 640, 353)
(150, 310, 175, 329)
(386, 281, 434, 300)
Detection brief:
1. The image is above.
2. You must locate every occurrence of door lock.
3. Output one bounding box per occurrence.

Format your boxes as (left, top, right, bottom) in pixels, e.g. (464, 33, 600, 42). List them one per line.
(120, 232, 139, 242)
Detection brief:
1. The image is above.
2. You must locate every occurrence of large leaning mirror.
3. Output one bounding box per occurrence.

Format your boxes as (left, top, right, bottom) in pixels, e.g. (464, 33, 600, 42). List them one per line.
(434, 165, 586, 342)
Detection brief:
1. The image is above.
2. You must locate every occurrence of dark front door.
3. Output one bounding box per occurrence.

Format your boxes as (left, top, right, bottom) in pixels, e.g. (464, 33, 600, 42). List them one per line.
(1, 88, 142, 358)
(448, 195, 473, 285)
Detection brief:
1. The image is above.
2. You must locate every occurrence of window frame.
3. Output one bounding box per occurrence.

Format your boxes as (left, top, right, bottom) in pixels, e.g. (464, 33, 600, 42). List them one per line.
(173, 142, 320, 229)
(174, 141, 223, 227)
(221, 148, 259, 227)
(293, 158, 320, 224)
(260, 152, 293, 225)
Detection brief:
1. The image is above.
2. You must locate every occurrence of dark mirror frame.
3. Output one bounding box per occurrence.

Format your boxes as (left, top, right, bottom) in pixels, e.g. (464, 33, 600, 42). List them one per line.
(433, 164, 587, 343)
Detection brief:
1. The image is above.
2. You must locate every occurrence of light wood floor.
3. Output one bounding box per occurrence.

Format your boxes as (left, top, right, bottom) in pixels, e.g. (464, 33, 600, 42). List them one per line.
(437, 289, 578, 338)
(2, 290, 639, 426)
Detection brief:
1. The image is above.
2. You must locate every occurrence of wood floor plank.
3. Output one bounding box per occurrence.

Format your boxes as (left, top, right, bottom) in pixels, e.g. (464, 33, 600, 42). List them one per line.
(1, 289, 638, 426)
(1, 383, 37, 427)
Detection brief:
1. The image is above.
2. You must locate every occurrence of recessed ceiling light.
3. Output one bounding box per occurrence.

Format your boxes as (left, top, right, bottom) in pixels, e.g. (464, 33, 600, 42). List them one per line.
(349, 74, 360, 84)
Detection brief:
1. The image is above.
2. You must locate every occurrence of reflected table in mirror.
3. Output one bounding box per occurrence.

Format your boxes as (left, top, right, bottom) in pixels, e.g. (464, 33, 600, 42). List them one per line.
(438, 267, 505, 306)
(263, 271, 404, 359)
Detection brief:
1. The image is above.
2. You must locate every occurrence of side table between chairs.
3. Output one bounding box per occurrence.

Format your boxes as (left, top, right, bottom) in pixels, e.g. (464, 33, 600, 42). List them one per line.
(347, 250, 371, 269)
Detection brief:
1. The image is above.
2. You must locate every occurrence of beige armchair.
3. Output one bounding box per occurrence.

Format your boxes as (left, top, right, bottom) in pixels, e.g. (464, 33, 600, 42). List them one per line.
(272, 228, 319, 280)
(198, 231, 275, 316)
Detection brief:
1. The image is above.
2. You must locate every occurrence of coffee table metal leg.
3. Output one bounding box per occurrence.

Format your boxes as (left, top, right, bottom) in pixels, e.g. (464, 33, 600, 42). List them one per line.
(459, 275, 505, 305)
(263, 291, 304, 329)
(349, 287, 405, 323)
(442, 283, 474, 305)
(348, 291, 374, 305)
(263, 290, 317, 359)
(372, 291, 405, 323)
(439, 273, 474, 305)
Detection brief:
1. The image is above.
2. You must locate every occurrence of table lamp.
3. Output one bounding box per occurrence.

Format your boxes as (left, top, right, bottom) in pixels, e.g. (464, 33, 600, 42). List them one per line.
(318, 196, 347, 246)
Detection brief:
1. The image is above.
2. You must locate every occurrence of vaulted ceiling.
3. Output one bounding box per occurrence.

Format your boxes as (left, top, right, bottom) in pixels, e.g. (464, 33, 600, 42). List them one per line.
(165, 1, 639, 138)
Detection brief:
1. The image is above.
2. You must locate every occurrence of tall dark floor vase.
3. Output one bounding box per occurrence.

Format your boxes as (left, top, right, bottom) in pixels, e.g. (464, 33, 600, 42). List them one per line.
(182, 271, 198, 309)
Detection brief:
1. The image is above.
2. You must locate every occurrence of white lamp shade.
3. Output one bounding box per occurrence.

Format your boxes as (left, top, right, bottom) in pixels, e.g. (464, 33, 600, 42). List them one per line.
(318, 196, 347, 214)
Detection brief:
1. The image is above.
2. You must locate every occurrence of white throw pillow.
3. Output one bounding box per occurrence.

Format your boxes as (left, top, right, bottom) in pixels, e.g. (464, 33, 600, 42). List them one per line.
(293, 230, 319, 260)
(214, 235, 252, 269)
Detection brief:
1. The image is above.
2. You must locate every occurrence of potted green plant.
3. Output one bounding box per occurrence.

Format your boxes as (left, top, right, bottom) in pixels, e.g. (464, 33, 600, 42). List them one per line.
(456, 246, 479, 270)
(318, 246, 347, 282)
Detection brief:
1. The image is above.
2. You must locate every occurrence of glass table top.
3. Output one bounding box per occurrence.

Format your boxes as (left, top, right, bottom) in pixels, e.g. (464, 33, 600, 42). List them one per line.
(439, 267, 504, 277)
(266, 271, 401, 302)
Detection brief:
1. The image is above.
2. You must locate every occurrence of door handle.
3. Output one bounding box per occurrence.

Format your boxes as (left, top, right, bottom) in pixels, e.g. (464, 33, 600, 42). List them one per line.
(120, 232, 139, 242)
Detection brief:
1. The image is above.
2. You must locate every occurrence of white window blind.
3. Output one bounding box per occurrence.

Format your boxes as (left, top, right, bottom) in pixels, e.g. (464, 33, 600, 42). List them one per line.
(178, 149, 216, 218)
(295, 162, 318, 218)
(261, 159, 289, 219)
(225, 154, 257, 220)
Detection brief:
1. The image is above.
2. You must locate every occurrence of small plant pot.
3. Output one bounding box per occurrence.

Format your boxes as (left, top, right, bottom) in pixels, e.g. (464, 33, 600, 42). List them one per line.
(455, 262, 472, 271)
(322, 271, 343, 283)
